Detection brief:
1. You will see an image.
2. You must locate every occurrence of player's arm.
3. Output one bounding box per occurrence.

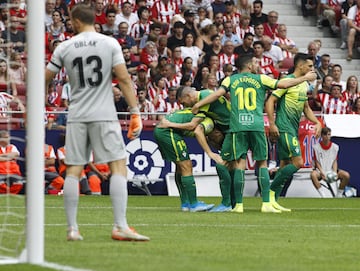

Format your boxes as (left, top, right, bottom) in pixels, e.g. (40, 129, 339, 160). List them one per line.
(113, 63, 142, 139)
(332, 159, 338, 174)
(45, 69, 57, 89)
(303, 101, 321, 138)
(157, 115, 204, 131)
(314, 159, 326, 180)
(265, 94, 280, 139)
(192, 87, 226, 114)
(194, 124, 223, 164)
(277, 71, 317, 89)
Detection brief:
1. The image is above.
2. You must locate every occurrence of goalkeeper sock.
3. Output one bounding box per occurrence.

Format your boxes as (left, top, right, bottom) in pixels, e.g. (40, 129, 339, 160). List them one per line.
(175, 173, 189, 205)
(270, 164, 298, 199)
(216, 163, 231, 206)
(110, 174, 129, 230)
(233, 169, 245, 204)
(181, 175, 197, 205)
(258, 167, 270, 202)
(64, 175, 80, 230)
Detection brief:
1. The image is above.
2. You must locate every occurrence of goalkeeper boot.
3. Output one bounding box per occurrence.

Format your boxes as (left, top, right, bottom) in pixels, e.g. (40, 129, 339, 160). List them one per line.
(112, 227, 150, 242)
(231, 203, 244, 213)
(67, 227, 83, 241)
(261, 202, 281, 213)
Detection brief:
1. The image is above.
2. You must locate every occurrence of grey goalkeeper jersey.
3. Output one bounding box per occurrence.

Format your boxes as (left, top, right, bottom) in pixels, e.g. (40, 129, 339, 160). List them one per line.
(47, 31, 125, 122)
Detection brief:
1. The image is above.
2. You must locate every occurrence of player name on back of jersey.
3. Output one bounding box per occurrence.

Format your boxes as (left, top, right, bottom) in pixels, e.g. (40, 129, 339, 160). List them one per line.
(74, 40, 97, 48)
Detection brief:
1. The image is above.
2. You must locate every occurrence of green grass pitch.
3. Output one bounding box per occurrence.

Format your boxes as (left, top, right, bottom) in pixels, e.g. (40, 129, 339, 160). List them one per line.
(1, 195, 360, 271)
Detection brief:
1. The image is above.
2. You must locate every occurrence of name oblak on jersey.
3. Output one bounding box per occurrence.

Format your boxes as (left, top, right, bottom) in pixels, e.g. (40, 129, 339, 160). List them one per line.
(74, 40, 97, 48)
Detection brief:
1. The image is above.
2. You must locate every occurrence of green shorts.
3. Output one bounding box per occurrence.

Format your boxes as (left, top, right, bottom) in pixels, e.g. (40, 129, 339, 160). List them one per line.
(277, 132, 302, 160)
(221, 131, 268, 161)
(153, 127, 189, 162)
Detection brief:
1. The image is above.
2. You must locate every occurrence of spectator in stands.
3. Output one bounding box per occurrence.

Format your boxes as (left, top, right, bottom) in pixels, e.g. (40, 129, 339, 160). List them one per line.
(301, 0, 318, 17)
(180, 74, 194, 87)
(212, 0, 226, 15)
(157, 86, 183, 118)
(139, 22, 161, 51)
(45, 0, 56, 28)
(46, 10, 66, 41)
(203, 73, 218, 91)
(253, 40, 278, 78)
(170, 3, 187, 27)
(148, 74, 168, 112)
(157, 36, 171, 59)
(0, 16, 26, 53)
(273, 24, 298, 59)
(113, 84, 128, 120)
(307, 41, 321, 68)
(94, 0, 107, 25)
(181, 56, 196, 80)
(195, 6, 213, 29)
(196, 23, 218, 53)
(346, 1, 360, 61)
(151, 0, 178, 35)
(137, 87, 156, 120)
(208, 54, 223, 81)
(102, 8, 118, 36)
(0, 130, 23, 194)
(192, 64, 210, 90)
(94, 22, 103, 33)
(10, 0, 27, 30)
(63, 18, 74, 39)
(163, 63, 181, 89)
(116, 22, 137, 54)
(130, 6, 151, 47)
(313, 74, 333, 105)
(85, 155, 109, 195)
(319, 82, 348, 114)
(221, 21, 241, 47)
(134, 64, 149, 89)
(223, 0, 241, 27)
(181, 32, 204, 70)
(171, 46, 184, 76)
(351, 97, 360, 114)
(253, 22, 264, 41)
(237, 0, 253, 16)
(262, 36, 283, 69)
(0, 59, 17, 96)
(185, 0, 214, 21)
(250, 0, 268, 27)
(342, 75, 360, 111)
(331, 64, 346, 90)
(320, 0, 341, 34)
(263, 11, 279, 39)
(218, 40, 237, 71)
(235, 13, 254, 42)
(116, 2, 138, 34)
(339, 0, 355, 49)
(8, 52, 26, 85)
(0, 92, 24, 119)
(44, 143, 65, 193)
(183, 9, 200, 40)
(203, 34, 222, 64)
(311, 127, 350, 197)
(316, 53, 332, 81)
(213, 12, 224, 34)
(167, 21, 185, 51)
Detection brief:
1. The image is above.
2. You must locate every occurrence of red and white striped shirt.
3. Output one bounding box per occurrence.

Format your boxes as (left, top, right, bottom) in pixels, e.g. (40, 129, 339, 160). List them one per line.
(218, 53, 238, 71)
(166, 76, 181, 89)
(151, 0, 179, 24)
(130, 21, 152, 40)
(257, 55, 276, 75)
(318, 93, 348, 114)
(235, 25, 254, 40)
(223, 12, 241, 27)
(273, 36, 297, 58)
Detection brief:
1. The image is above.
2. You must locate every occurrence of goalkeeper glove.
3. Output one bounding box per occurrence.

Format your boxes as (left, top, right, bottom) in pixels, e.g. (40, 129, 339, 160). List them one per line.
(127, 107, 142, 140)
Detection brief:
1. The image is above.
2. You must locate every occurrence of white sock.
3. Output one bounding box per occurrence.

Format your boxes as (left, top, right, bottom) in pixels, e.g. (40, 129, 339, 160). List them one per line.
(64, 175, 80, 230)
(110, 174, 129, 230)
(317, 186, 327, 198)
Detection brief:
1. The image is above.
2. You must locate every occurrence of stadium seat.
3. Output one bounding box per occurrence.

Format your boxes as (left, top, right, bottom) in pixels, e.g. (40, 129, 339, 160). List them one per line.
(16, 84, 26, 96)
(0, 117, 23, 130)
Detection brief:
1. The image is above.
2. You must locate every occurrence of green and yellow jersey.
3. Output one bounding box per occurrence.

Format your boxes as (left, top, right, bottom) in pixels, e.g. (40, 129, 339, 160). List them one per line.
(220, 73, 279, 132)
(272, 74, 309, 136)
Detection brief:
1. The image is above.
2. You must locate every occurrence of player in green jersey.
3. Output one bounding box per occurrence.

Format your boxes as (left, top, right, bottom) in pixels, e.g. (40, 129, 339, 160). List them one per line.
(265, 53, 322, 212)
(154, 106, 215, 212)
(168, 87, 232, 212)
(192, 55, 317, 213)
